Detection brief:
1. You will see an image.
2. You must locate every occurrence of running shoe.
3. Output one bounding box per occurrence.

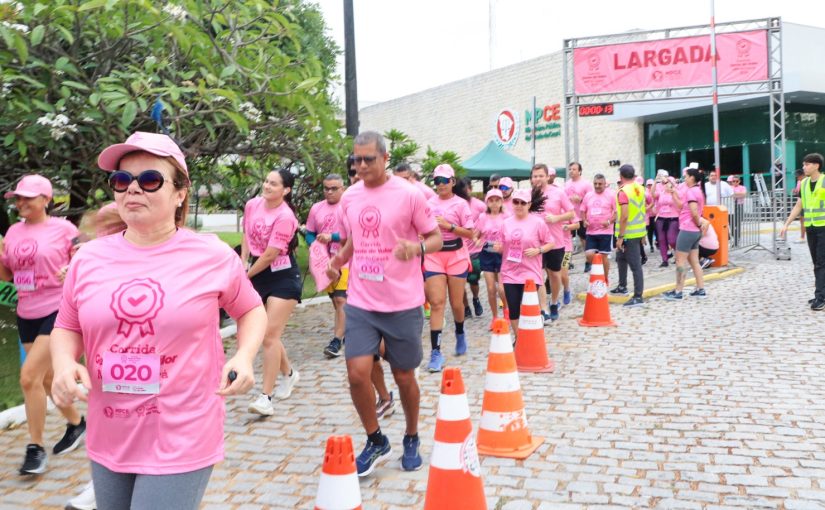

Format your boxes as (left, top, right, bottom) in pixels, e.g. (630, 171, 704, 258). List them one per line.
(274, 369, 299, 400)
(808, 298, 817, 305)
(66, 481, 96, 510)
(659, 261, 669, 268)
(427, 350, 444, 372)
(812, 299, 825, 311)
(663, 290, 683, 301)
(463, 305, 472, 320)
(323, 337, 343, 358)
(248, 393, 274, 416)
(541, 311, 552, 325)
(584, 262, 592, 273)
(623, 296, 645, 307)
(455, 333, 467, 356)
(549, 304, 559, 321)
(568, 261, 575, 270)
(700, 258, 713, 270)
(563, 290, 572, 305)
(376, 391, 395, 419)
(53, 416, 86, 456)
(19, 444, 46, 475)
(610, 285, 629, 295)
(356, 436, 392, 477)
(472, 297, 483, 317)
(400, 434, 423, 471)
(641, 253, 648, 265)
(689, 288, 707, 298)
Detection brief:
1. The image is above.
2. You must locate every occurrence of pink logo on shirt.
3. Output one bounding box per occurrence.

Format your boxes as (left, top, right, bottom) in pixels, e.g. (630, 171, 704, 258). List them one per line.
(250, 218, 273, 252)
(110, 278, 165, 337)
(321, 213, 336, 233)
(358, 206, 381, 238)
(14, 238, 38, 267)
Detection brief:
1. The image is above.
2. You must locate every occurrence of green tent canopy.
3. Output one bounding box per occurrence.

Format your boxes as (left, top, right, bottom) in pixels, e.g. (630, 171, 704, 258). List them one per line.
(462, 141, 533, 179)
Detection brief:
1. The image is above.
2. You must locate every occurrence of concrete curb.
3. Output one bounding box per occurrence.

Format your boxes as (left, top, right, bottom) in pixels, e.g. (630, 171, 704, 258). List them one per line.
(576, 267, 746, 303)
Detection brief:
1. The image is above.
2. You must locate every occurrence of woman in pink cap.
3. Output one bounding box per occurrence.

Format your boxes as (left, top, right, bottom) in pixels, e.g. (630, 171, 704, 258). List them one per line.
(489, 188, 554, 335)
(423, 163, 474, 372)
(653, 173, 680, 267)
(49, 132, 266, 509)
(1, 174, 86, 475)
(473, 188, 508, 330)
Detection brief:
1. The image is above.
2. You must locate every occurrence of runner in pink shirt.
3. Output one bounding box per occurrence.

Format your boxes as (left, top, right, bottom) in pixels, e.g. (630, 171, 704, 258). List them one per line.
(580, 173, 617, 285)
(498, 176, 515, 215)
(564, 162, 594, 253)
(489, 188, 554, 335)
(664, 168, 708, 300)
(654, 173, 680, 267)
(242, 169, 303, 417)
(50, 132, 266, 509)
(0, 174, 86, 475)
(325, 131, 441, 477)
(423, 165, 474, 372)
(473, 189, 507, 330)
(461, 178, 487, 320)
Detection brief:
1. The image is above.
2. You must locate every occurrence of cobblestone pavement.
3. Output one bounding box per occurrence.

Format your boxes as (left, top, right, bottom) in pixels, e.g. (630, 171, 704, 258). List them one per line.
(2, 234, 825, 510)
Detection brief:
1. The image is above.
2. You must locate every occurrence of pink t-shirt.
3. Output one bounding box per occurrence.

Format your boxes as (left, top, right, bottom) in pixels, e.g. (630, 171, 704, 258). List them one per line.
(678, 186, 705, 232)
(414, 180, 436, 200)
(655, 184, 679, 218)
(733, 184, 747, 205)
(540, 185, 575, 249)
(54, 229, 261, 475)
(429, 194, 474, 243)
(501, 197, 513, 216)
(465, 197, 487, 254)
(580, 189, 617, 236)
(306, 199, 346, 258)
(243, 197, 298, 272)
(700, 223, 720, 250)
(499, 214, 551, 285)
(476, 212, 506, 250)
(565, 178, 594, 218)
(340, 176, 437, 312)
(562, 216, 578, 252)
(1, 217, 78, 319)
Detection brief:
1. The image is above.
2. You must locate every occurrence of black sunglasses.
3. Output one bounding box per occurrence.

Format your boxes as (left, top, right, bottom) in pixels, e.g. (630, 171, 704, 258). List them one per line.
(433, 176, 451, 185)
(109, 170, 165, 193)
(352, 155, 378, 165)
(489, 184, 500, 189)
(512, 199, 528, 205)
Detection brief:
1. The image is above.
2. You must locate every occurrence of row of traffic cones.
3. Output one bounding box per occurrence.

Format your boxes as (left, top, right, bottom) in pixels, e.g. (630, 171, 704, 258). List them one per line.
(315, 320, 543, 510)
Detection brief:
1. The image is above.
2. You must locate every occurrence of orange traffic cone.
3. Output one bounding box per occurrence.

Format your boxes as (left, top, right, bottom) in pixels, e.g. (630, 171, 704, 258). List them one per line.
(477, 319, 544, 459)
(514, 279, 554, 373)
(578, 253, 616, 327)
(424, 367, 487, 510)
(314, 435, 362, 510)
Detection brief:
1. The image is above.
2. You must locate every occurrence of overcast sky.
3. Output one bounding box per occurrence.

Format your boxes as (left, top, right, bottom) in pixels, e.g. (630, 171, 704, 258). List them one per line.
(315, 0, 824, 106)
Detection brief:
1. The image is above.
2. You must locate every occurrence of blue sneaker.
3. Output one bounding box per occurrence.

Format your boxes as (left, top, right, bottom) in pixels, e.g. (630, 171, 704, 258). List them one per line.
(455, 333, 467, 356)
(427, 350, 444, 372)
(563, 290, 572, 305)
(356, 436, 392, 477)
(663, 290, 683, 301)
(549, 304, 559, 321)
(401, 435, 423, 471)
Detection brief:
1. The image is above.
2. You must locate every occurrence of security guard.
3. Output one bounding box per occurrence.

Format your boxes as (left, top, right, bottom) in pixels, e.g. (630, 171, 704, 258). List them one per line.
(611, 164, 646, 307)
(781, 153, 825, 310)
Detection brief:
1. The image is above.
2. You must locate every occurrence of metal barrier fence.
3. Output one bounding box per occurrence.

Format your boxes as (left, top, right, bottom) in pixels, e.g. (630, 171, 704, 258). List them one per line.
(721, 190, 792, 253)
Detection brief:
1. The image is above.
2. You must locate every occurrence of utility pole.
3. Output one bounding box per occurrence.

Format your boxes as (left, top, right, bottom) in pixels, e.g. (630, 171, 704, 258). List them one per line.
(343, 0, 359, 136)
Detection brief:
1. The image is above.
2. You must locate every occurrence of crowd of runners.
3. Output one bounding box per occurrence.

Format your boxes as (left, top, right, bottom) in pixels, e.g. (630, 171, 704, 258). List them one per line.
(1, 129, 823, 509)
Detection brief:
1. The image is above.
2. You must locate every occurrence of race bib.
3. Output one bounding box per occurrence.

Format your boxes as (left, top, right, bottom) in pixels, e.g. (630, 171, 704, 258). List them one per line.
(506, 242, 523, 263)
(357, 258, 385, 282)
(270, 254, 291, 272)
(13, 270, 36, 291)
(102, 352, 160, 395)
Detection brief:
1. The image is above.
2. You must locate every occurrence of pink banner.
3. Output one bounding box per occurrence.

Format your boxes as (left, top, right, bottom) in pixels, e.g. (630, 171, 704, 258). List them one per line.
(574, 30, 768, 95)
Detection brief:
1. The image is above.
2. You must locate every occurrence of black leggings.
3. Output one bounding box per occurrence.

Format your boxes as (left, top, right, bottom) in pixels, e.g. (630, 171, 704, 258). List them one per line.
(503, 283, 526, 320)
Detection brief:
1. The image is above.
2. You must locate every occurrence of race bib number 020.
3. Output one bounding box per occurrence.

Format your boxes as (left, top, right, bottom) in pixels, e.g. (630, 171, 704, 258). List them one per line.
(102, 352, 160, 395)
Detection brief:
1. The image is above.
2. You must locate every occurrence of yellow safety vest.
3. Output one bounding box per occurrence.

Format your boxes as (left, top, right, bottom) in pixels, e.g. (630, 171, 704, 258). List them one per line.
(616, 182, 647, 239)
(801, 176, 825, 228)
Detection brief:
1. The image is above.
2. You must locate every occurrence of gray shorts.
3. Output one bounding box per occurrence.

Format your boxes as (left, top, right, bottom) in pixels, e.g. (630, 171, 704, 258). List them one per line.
(676, 230, 702, 252)
(344, 304, 424, 371)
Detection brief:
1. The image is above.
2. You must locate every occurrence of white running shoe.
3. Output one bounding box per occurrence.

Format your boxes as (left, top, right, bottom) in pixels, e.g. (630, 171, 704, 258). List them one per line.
(273, 369, 299, 400)
(247, 393, 274, 416)
(66, 481, 96, 510)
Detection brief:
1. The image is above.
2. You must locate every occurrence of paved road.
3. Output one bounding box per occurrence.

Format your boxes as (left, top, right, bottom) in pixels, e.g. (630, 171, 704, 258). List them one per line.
(2, 235, 824, 510)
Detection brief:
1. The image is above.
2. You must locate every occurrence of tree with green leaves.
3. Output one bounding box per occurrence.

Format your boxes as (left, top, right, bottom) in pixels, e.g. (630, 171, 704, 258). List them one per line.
(384, 128, 419, 170)
(0, 0, 346, 221)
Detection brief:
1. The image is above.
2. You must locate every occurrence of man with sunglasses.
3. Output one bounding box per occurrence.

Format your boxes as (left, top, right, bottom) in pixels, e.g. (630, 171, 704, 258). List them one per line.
(498, 176, 515, 214)
(327, 131, 442, 477)
(394, 162, 435, 200)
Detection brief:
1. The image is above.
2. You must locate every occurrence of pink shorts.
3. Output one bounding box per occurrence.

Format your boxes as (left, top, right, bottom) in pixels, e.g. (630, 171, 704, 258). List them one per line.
(424, 250, 471, 277)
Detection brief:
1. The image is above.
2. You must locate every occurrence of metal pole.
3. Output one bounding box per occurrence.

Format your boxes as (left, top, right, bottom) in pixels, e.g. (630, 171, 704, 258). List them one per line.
(710, 0, 721, 204)
(531, 95, 536, 166)
(343, 0, 359, 136)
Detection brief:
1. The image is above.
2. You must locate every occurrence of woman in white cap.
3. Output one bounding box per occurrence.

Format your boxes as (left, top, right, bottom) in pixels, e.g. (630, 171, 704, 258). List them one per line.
(50, 132, 266, 509)
(1, 174, 86, 475)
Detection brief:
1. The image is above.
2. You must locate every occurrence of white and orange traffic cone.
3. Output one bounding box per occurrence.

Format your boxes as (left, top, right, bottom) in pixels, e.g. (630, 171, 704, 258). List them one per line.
(578, 253, 616, 327)
(477, 319, 544, 459)
(314, 435, 362, 510)
(514, 279, 554, 373)
(424, 367, 487, 510)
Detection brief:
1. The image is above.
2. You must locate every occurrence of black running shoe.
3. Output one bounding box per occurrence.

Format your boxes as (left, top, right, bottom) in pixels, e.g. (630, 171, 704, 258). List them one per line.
(464, 305, 472, 320)
(20, 444, 47, 475)
(54, 417, 86, 456)
(472, 297, 483, 317)
(323, 337, 343, 358)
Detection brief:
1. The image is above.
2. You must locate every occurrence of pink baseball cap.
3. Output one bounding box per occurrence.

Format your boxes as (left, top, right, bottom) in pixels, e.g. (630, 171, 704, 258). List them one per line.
(4, 174, 53, 200)
(499, 177, 514, 189)
(485, 189, 503, 201)
(512, 189, 532, 203)
(726, 175, 737, 182)
(646, 179, 654, 185)
(98, 132, 188, 175)
(547, 168, 557, 176)
(433, 164, 455, 179)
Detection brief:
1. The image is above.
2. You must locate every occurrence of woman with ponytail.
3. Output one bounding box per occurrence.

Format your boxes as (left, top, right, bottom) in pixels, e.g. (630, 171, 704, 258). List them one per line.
(242, 168, 302, 416)
(664, 167, 708, 300)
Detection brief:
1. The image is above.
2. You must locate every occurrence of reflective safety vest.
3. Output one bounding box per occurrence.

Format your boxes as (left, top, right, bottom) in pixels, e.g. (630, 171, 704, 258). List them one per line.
(801, 176, 825, 228)
(615, 182, 647, 239)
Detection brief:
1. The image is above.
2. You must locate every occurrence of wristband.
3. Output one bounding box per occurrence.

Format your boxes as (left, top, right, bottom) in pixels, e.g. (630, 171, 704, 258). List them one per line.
(331, 232, 341, 242)
(420, 241, 426, 256)
(449, 223, 456, 232)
